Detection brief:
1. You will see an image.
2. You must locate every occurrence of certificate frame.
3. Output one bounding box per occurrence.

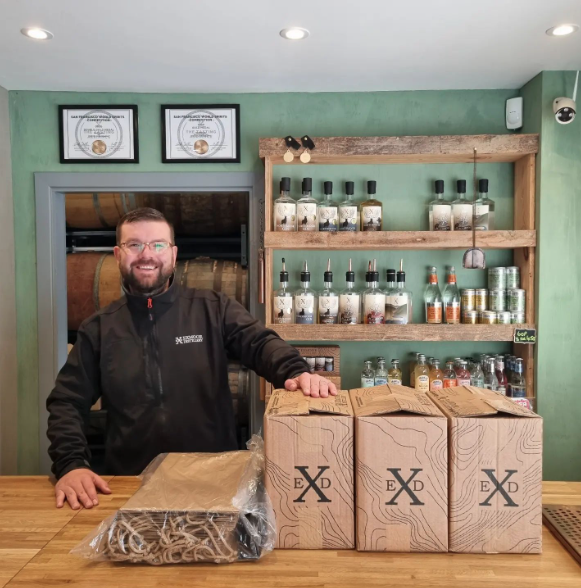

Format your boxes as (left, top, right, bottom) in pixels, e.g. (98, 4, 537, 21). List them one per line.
(58, 105, 139, 164)
(161, 104, 241, 163)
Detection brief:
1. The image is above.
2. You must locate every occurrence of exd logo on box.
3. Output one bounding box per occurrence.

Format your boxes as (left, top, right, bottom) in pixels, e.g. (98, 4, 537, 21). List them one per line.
(479, 469, 519, 507)
(293, 466, 332, 503)
(385, 468, 425, 506)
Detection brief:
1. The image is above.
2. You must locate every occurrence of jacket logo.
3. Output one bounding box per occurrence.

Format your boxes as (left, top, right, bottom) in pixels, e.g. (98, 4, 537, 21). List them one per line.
(479, 469, 519, 507)
(293, 466, 332, 503)
(385, 468, 425, 506)
(175, 335, 203, 344)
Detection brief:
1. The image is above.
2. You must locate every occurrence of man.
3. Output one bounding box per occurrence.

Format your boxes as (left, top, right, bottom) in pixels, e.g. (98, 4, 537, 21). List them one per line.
(47, 208, 336, 511)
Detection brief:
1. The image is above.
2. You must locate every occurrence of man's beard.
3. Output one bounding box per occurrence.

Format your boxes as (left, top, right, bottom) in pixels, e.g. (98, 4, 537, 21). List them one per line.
(121, 261, 174, 296)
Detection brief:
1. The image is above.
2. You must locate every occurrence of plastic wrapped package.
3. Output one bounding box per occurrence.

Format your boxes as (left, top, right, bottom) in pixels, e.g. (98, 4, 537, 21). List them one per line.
(71, 436, 275, 565)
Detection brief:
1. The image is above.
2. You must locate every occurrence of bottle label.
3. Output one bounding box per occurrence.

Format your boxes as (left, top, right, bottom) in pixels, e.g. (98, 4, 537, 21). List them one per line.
(318, 207, 338, 231)
(385, 294, 409, 324)
(318, 296, 339, 324)
(273, 297, 293, 324)
(446, 301, 461, 324)
(274, 202, 296, 231)
(364, 294, 386, 324)
(297, 203, 317, 231)
(430, 379, 443, 391)
(361, 206, 382, 231)
(426, 302, 443, 324)
(388, 377, 402, 385)
(361, 377, 375, 388)
(339, 206, 358, 231)
(339, 294, 360, 324)
(444, 378, 458, 388)
(453, 203, 473, 230)
(416, 375, 429, 393)
(474, 204, 490, 230)
(457, 377, 471, 386)
(295, 295, 315, 324)
(374, 377, 388, 386)
(431, 205, 451, 231)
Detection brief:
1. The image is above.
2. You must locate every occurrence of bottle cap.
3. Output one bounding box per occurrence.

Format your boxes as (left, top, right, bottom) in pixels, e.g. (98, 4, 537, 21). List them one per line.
(302, 177, 312, 192)
(457, 179, 466, 193)
(346, 270, 355, 283)
(386, 269, 396, 281)
(396, 270, 406, 283)
(367, 180, 377, 195)
(300, 260, 310, 282)
(435, 180, 444, 194)
(345, 181, 354, 195)
(280, 177, 291, 192)
(324, 181, 333, 195)
(479, 178, 489, 193)
(280, 258, 289, 282)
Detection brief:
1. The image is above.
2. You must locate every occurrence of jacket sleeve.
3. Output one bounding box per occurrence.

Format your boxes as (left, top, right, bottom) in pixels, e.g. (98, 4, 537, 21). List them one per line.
(46, 320, 102, 479)
(220, 294, 309, 388)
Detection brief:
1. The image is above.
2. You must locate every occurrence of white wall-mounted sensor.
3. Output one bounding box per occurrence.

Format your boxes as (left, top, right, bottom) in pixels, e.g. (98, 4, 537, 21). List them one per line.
(506, 97, 523, 130)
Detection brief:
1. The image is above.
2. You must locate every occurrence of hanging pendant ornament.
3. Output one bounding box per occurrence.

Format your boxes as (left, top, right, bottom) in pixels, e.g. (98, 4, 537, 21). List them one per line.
(283, 149, 294, 163)
(462, 147, 486, 270)
(283, 135, 301, 164)
(300, 135, 316, 164)
(300, 149, 311, 163)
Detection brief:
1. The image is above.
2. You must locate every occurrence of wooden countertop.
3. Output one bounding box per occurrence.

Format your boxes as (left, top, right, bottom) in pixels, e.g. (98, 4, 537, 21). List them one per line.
(1, 477, 580, 587)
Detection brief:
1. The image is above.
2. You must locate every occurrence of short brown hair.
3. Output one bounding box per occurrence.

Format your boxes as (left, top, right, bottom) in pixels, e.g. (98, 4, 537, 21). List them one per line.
(116, 207, 175, 244)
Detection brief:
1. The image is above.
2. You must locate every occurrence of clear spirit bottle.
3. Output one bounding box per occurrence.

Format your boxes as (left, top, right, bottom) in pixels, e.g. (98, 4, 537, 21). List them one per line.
(317, 181, 339, 232)
(360, 180, 383, 231)
(273, 177, 297, 232)
(443, 266, 461, 324)
(470, 361, 485, 388)
(339, 259, 361, 324)
(361, 360, 375, 388)
(395, 260, 413, 324)
(272, 258, 294, 324)
(428, 180, 452, 231)
(451, 179, 473, 231)
(294, 261, 317, 324)
(318, 259, 339, 324)
(338, 181, 358, 232)
(297, 177, 318, 232)
(363, 260, 386, 324)
(474, 178, 496, 230)
(483, 358, 499, 391)
(510, 358, 526, 398)
(424, 266, 443, 324)
(374, 358, 388, 385)
(388, 359, 402, 385)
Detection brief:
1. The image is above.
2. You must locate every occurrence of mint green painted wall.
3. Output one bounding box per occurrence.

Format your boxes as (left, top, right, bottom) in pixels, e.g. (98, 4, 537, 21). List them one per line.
(10, 88, 518, 473)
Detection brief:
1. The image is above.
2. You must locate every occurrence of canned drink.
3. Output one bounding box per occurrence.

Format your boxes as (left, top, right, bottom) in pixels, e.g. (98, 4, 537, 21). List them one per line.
(511, 312, 525, 324)
(475, 289, 488, 311)
(462, 310, 478, 324)
(497, 311, 512, 324)
(305, 357, 316, 373)
(506, 267, 520, 290)
(508, 289, 526, 313)
(461, 289, 476, 311)
(488, 267, 506, 290)
(489, 290, 506, 312)
(315, 357, 326, 372)
(479, 311, 497, 324)
(325, 357, 334, 372)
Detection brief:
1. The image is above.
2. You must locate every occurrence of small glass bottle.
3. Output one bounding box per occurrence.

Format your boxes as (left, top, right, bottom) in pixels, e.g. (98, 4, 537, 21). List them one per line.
(361, 360, 375, 388)
(428, 179, 452, 231)
(339, 259, 361, 324)
(414, 354, 430, 393)
(375, 358, 388, 385)
(483, 358, 499, 391)
(506, 355, 514, 395)
(443, 361, 458, 388)
(388, 359, 402, 385)
(443, 266, 461, 324)
(297, 177, 318, 232)
(451, 179, 473, 231)
(273, 177, 297, 232)
(410, 352, 420, 388)
(360, 180, 383, 232)
(474, 178, 496, 230)
(338, 181, 358, 232)
(363, 260, 386, 324)
(272, 258, 294, 324)
(318, 259, 339, 324)
(510, 358, 527, 398)
(429, 359, 444, 391)
(294, 261, 317, 324)
(383, 269, 399, 324)
(424, 266, 443, 324)
(317, 181, 339, 232)
(456, 360, 471, 386)
(470, 361, 485, 387)
(495, 355, 508, 390)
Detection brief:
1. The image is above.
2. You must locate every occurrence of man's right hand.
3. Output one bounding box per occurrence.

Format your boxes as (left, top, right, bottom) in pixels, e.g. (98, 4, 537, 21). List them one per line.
(55, 468, 112, 510)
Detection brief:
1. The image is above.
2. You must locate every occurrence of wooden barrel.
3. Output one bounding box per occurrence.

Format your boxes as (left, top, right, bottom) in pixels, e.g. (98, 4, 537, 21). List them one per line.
(228, 362, 249, 426)
(65, 193, 146, 229)
(67, 254, 248, 330)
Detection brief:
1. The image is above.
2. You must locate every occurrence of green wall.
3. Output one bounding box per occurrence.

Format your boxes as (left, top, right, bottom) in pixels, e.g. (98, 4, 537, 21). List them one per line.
(521, 72, 581, 481)
(9, 87, 530, 474)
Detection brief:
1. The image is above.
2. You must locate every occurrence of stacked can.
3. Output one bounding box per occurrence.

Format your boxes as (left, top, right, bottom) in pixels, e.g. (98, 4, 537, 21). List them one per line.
(302, 356, 334, 373)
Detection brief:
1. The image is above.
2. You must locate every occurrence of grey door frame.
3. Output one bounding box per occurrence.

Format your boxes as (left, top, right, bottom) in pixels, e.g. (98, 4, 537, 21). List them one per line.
(35, 172, 265, 475)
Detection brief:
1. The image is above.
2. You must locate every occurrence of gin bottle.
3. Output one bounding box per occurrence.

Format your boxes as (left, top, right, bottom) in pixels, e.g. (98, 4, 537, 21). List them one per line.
(361, 360, 375, 388)
(374, 358, 388, 385)
(294, 261, 317, 324)
(428, 180, 451, 231)
(318, 259, 339, 324)
(339, 259, 361, 324)
(451, 179, 473, 231)
(338, 181, 358, 232)
(317, 181, 339, 232)
(273, 177, 297, 232)
(297, 177, 318, 232)
(360, 181, 383, 231)
(363, 260, 386, 324)
(474, 179, 496, 230)
(272, 258, 294, 324)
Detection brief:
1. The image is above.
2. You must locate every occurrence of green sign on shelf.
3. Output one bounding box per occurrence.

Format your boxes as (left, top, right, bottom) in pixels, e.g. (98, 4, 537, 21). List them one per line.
(514, 328, 536, 344)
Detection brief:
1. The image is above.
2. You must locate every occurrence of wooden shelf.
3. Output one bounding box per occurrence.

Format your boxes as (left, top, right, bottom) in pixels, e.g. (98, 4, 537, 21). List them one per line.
(265, 230, 536, 250)
(267, 324, 534, 342)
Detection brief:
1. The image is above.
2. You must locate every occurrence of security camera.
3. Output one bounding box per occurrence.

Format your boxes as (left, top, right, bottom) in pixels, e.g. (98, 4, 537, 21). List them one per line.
(553, 71, 579, 125)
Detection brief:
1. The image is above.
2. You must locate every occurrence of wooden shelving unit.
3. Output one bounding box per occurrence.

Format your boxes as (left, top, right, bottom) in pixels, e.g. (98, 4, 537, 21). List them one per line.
(259, 134, 538, 399)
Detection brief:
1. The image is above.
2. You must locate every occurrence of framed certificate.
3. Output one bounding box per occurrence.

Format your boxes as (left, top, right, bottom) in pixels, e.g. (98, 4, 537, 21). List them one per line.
(161, 104, 240, 163)
(59, 105, 139, 163)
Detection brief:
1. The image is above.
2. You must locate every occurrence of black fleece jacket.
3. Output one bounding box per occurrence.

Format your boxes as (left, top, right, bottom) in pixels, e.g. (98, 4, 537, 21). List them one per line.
(46, 280, 309, 478)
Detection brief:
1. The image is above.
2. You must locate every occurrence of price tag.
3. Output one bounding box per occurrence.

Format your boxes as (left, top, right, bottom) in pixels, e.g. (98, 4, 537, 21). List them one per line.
(514, 328, 536, 344)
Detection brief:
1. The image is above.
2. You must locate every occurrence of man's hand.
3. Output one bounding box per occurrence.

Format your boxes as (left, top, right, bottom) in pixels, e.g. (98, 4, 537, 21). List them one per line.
(284, 372, 338, 398)
(55, 468, 111, 510)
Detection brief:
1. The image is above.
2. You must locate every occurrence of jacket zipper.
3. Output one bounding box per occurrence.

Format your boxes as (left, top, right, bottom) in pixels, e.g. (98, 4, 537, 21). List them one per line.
(147, 297, 164, 403)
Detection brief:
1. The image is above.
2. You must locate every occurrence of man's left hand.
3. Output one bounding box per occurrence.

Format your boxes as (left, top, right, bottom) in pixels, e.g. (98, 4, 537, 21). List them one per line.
(284, 372, 338, 398)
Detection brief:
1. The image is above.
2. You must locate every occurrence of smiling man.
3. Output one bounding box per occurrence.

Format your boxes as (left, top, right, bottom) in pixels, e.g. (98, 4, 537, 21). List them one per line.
(47, 207, 336, 511)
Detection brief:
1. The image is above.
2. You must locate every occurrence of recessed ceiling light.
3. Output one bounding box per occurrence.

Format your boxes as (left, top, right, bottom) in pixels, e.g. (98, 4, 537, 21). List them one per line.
(21, 27, 54, 40)
(546, 24, 579, 37)
(280, 27, 309, 41)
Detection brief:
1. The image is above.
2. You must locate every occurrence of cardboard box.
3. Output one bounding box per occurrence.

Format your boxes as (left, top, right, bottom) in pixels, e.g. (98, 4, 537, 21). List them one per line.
(350, 384, 448, 552)
(428, 386, 543, 554)
(264, 389, 355, 549)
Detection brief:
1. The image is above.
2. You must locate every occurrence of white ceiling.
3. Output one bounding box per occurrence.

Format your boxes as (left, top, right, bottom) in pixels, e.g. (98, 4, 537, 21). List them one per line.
(0, 0, 580, 93)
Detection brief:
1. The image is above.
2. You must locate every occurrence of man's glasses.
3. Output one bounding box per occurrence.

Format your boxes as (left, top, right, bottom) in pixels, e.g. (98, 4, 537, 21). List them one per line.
(119, 241, 173, 255)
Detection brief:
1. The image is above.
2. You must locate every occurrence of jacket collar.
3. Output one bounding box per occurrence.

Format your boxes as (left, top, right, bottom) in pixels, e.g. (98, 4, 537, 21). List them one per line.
(123, 275, 179, 313)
